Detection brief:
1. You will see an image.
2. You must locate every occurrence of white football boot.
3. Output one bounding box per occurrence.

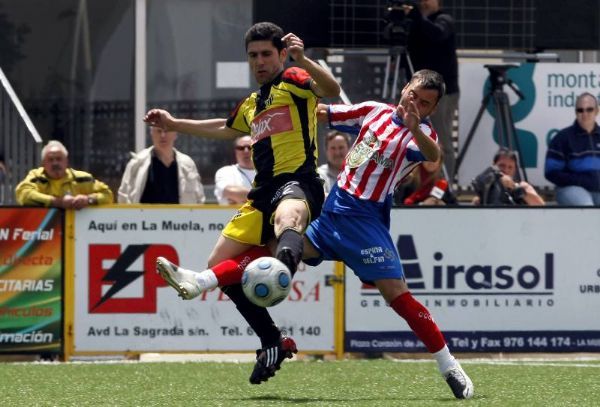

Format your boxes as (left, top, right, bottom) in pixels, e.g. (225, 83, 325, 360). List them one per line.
(156, 257, 202, 300)
(443, 363, 474, 399)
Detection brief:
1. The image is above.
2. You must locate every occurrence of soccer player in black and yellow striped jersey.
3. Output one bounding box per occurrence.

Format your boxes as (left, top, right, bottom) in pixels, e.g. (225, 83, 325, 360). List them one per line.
(145, 22, 339, 383)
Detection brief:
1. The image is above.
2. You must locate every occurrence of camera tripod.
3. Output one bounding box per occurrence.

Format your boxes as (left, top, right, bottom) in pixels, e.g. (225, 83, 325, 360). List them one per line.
(382, 46, 414, 101)
(454, 64, 528, 182)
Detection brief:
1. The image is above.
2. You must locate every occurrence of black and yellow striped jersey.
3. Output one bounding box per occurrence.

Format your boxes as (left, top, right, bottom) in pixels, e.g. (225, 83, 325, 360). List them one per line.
(226, 67, 319, 186)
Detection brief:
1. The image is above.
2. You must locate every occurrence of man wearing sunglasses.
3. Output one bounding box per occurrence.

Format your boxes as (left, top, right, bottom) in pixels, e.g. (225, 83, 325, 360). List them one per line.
(214, 135, 256, 205)
(545, 92, 600, 205)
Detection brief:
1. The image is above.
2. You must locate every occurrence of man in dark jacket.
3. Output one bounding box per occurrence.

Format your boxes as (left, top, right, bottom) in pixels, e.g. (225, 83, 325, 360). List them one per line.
(545, 92, 600, 205)
(407, 0, 458, 178)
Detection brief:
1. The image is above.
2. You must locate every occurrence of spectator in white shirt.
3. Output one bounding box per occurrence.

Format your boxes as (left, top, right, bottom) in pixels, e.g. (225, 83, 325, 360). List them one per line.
(317, 130, 351, 195)
(214, 135, 256, 205)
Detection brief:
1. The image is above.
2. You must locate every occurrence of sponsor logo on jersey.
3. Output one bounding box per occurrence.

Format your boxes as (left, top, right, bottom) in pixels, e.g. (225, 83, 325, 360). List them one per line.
(251, 105, 293, 143)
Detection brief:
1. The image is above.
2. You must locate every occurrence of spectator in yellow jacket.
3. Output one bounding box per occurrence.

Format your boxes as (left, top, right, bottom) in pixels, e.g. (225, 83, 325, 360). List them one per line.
(15, 140, 113, 209)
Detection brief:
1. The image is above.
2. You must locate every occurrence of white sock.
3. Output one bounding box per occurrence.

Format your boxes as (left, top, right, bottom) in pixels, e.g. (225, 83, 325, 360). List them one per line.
(194, 269, 218, 291)
(432, 345, 458, 374)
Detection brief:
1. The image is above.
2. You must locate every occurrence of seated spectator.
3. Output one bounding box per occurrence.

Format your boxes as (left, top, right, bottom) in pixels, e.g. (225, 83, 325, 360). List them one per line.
(214, 135, 256, 205)
(317, 130, 352, 194)
(118, 127, 205, 204)
(402, 155, 456, 205)
(15, 140, 113, 208)
(545, 92, 600, 205)
(473, 148, 544, 206)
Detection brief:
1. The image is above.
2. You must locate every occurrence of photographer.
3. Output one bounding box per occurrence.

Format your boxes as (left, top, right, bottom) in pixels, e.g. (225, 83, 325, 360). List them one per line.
(399, 0, 458, 178)
(472, 148, 545, 206)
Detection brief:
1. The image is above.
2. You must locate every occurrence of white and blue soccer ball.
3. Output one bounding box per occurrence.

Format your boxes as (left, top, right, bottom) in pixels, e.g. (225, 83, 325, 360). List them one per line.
(241, 257, 292, 307)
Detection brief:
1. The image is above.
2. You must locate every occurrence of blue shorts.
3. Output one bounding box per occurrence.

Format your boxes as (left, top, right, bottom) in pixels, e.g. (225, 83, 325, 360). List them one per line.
(305, 210, 404, 283)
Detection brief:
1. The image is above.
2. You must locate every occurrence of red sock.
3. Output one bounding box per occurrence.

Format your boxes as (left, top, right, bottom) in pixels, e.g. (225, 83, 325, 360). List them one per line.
(211, 246, 271, 286)
(390, 292, 446, 353)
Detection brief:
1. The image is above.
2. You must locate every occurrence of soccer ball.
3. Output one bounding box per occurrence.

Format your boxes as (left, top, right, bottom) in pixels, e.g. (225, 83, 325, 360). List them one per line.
(241, 257, 292, 307)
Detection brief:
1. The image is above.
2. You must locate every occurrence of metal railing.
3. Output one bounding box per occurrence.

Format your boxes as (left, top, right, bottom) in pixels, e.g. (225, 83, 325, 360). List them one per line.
(0, 66, 43, 205)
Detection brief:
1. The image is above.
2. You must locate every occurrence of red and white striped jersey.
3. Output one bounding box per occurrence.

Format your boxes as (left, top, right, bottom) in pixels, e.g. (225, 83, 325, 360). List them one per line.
(329, 101, 438, 203)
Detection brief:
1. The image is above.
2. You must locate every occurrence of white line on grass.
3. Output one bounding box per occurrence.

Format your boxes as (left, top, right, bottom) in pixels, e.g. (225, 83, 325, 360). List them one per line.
(389, 359, 600, 368)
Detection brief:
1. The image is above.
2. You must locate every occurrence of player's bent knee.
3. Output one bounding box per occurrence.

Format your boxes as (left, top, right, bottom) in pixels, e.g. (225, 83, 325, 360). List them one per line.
(274, 206, 307, 237)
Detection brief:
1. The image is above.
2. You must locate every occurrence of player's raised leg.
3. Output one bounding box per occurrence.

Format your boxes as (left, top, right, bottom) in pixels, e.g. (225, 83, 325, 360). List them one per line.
(156, 257, 207, 300)
(157, 235, 268, 299)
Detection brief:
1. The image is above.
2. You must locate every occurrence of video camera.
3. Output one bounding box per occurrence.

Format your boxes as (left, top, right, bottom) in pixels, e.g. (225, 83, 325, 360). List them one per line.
(471, 165, 526, 205)
(382, 0, 417, 46)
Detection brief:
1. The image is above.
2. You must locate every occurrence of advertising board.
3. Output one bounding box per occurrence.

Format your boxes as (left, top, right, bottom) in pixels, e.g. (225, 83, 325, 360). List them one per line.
(0, 208, 63, 354)
(346, 208, 600, 352)
(72, 207, 334, 353)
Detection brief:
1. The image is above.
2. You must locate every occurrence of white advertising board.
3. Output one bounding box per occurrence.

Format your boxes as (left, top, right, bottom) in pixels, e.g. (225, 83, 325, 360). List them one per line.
(73, 207, 334, 352)
(346, 208, 600, 353)
(458, 62, 600, 188)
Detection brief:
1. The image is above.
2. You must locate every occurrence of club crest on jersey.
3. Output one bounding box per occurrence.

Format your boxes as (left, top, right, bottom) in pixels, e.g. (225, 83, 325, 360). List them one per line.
(262, 94, 274, 109)
(347, 131, 381, 168)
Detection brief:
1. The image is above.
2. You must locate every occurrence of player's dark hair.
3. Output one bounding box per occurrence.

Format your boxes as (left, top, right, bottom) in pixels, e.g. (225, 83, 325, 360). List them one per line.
(245, 22, 284, 51)
(410, 69, 446, 102)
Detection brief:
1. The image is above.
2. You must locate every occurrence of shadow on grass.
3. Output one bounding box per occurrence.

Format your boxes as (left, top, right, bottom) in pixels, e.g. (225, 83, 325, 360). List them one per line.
(238, 394, 486, 403)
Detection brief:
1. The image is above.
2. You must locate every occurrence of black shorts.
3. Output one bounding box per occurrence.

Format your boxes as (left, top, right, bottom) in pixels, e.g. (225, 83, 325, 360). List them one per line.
(222, 174, 324, 245)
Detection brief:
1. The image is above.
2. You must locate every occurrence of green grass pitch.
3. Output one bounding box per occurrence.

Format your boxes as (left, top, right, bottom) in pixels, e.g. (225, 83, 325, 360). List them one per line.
(1, 358, 599, 406)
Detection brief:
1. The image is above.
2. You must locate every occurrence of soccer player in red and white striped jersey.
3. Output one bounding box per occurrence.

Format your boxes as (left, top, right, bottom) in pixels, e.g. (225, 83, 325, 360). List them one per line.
(304, 69, 474, 399)
(329, 100, 438, 202)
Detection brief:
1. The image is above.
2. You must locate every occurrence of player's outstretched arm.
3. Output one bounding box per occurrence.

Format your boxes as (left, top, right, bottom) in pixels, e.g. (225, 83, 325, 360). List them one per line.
(144, 109, 242, 139)
(282, 33, 340, 98)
